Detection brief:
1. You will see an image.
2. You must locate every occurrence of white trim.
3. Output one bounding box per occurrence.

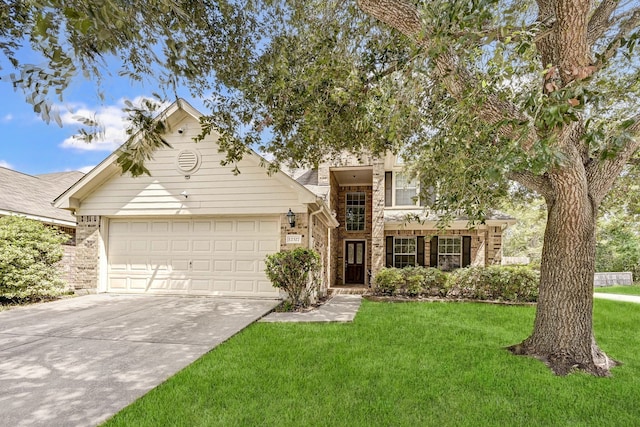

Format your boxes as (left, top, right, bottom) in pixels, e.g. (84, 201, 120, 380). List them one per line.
(437, 236, 462, 270)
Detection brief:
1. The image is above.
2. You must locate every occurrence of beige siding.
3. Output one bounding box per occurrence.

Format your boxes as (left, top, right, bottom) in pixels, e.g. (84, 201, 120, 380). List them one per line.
(79, 115, 306, 216)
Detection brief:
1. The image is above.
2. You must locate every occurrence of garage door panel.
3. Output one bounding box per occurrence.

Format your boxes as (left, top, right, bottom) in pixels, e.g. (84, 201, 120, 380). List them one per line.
(151, 221, 169, 232)
(130, 222, 149, 233)
(192, 240, 212, 252)
(171, 260, 190, 271)
(236, 240, 256, 252)
(151, 240, 169, 252)
(108, 217, 280, 296)
(193, 221, 212, 233)
(171, 240, 190, 252)
(192, 260, 211, 272)
(214, 220, 233, 232)
(172, 221, 190, 233)
(259, 240, 279, 252)
(235, 280, 254, 292)
(214, 240, 233, 252)
(130, 278, 147, 289)
(236, 260, 256, 272)
(260, 220, 279, 233)
(236, 221, 256, 233)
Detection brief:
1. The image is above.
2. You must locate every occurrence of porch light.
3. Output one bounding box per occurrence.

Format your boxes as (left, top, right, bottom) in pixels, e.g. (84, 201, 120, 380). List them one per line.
(286, 209, 296, 228)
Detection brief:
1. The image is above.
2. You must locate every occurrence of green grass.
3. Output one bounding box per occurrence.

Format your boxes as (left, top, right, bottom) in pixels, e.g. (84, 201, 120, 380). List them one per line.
(594, 285, 640, 295)
(104, 300, 640, 426)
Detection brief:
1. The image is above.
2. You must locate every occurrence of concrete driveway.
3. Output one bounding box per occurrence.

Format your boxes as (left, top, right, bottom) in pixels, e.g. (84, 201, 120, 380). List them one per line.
(0, 294, 279, 427)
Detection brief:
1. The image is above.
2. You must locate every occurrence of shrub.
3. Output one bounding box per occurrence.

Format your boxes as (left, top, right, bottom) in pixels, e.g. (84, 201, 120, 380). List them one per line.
(264, 248, 321, 308)
(373, 268, 403, 295)
(446, 266, 539, 302)
(0, 216, 68, 304)
(373, 266, 447, 297)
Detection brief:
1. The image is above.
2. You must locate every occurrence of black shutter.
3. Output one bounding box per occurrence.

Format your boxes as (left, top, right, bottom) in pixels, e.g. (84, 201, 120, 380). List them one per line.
(385, 171, 392, 207)
(386, 236, 394, 267)
(462, 236, 472, 267)
(417, 236, 425, 266)
(429, 236, 438, 267)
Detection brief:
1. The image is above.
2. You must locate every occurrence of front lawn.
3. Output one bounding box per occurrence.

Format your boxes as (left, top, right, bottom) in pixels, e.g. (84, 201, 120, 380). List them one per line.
(105, 300, 640, 426)
(594, 285, 640, 296)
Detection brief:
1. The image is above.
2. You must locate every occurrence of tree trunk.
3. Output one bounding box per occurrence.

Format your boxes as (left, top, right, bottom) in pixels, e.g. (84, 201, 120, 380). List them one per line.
(508, 165, 619, 376)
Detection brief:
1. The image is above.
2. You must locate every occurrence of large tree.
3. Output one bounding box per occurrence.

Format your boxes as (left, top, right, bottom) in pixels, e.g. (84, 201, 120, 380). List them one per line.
(4, 0, 640, 376)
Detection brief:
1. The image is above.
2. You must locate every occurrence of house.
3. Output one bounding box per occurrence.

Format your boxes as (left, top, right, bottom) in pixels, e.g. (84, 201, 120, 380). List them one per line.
(0, 167, 84, 240)
(54, 99, 514, 297)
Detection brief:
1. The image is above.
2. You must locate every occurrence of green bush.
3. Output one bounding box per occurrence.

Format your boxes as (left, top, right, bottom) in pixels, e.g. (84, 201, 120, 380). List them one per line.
(264, 248, 321, 308)
(373, 268, 404, 295)
(446, 266, 539, 302)
(371, 265, 539, 302)
(373, 266, 447, 297)
(0, 216, 68, 303)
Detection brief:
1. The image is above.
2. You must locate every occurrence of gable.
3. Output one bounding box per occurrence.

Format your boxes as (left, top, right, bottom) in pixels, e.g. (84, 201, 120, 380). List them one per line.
(56, 100, 319, 217)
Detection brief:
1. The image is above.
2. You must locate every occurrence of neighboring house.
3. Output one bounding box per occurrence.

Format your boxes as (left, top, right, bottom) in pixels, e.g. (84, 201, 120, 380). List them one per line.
(54, 99, 514, 297)
(0, 167, 84, 285)
(0, 167, 84, 240)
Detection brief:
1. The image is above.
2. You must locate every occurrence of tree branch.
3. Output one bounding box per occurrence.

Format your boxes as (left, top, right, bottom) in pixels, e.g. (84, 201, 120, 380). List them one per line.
(507, 171, 553, 199)
(587, 114, 640, 204)
(356, 0, 537, 150)
(593, 6, 640, 71)
(587, 0, 620, 46)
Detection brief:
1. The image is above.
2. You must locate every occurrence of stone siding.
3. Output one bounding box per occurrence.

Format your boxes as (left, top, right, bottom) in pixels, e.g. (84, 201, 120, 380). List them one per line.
(56, 244, 77, 290)
(74, 215, 101, 293)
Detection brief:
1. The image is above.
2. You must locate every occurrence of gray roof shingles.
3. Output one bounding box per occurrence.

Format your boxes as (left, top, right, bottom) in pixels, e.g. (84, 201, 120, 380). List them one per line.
(0, 167, 84, 224)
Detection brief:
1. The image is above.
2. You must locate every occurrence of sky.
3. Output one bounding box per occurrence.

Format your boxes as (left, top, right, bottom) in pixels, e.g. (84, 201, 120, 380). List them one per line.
(0, 59, 206, 176)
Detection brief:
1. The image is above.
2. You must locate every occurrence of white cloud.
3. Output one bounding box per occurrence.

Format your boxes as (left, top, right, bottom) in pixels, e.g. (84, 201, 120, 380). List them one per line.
(0, 160, 13, 169)
(2, 114, 13, 123)
(77, 165, 96, 173)
(59, 97, 170, 152)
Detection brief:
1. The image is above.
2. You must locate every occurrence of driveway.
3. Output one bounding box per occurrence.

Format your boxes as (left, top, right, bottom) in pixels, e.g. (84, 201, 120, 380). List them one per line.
(0, 294, 279, 427)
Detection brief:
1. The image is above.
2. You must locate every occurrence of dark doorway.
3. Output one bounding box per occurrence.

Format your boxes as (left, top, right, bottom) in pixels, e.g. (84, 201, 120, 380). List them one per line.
(345, 241, 366, 284)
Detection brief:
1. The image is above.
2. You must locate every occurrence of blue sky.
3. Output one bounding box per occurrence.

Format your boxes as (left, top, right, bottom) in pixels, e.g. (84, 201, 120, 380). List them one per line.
(0, 58, 206, 176)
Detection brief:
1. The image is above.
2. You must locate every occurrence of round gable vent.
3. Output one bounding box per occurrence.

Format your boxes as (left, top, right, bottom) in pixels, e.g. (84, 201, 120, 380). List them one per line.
(176, 149, 201, 174)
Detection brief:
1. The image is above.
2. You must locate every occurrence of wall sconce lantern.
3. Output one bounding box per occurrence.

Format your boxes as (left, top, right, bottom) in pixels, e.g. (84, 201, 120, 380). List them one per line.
(286, 209, 296, 228)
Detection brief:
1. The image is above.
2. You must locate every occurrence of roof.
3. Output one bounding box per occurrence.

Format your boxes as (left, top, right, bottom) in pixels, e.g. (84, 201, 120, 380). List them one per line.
(0, 167, 84, 226)
(384, 208, 516, 228)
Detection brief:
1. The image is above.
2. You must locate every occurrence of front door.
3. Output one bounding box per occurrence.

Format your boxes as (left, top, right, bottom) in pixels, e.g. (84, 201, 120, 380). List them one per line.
(345, 241, 365, 284)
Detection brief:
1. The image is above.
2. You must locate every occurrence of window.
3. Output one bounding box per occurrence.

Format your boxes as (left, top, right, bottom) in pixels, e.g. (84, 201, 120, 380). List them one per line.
(346, 192, 366, 231)
(394, 237, 416, 268)
(395, 173, 418, 206)
(438, 237, 461, 271)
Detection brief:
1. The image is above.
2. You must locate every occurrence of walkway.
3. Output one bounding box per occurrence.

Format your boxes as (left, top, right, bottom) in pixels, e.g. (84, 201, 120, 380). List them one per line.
(260, 294, 363, 323)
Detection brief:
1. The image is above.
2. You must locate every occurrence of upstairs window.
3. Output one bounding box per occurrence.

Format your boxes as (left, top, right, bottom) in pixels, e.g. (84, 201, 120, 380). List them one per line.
(395, 173, 418, 206)
(346, 192, 366, 231)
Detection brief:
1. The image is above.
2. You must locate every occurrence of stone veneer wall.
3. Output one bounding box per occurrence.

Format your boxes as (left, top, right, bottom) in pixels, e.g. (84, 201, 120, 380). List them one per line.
(56, 244, 77, 290)
(371, 158, 386, 276)
(485, 226, 503, 264)
(74, 215, 101, 293)
(311, 214, 330, 295)
(328, 173, 340, 288)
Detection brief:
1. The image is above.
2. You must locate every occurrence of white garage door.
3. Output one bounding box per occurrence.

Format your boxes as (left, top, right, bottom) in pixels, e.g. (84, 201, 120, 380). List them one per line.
(107, 217, 280, 296)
